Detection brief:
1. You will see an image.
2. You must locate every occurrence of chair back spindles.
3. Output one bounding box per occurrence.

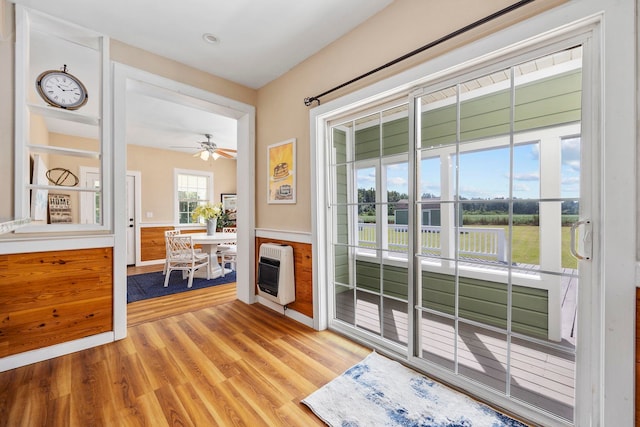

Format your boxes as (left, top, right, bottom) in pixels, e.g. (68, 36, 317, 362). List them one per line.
(164, 234, 210, 288)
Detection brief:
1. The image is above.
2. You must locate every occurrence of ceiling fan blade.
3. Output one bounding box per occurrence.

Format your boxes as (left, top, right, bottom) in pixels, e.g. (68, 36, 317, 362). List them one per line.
(216, 148, 237, 154)
(216, 150, 236, 159)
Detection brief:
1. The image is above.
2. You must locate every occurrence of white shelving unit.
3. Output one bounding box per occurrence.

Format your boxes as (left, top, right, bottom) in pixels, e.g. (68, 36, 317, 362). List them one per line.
(14, 5, 111, 233)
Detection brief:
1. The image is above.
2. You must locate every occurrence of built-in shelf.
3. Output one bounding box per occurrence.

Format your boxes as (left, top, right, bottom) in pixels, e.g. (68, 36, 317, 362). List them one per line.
(27, 184, 100, 193)
(28, 104, 100, 126)
(27, 144, 101, 159)
(0, 218, 31, 234)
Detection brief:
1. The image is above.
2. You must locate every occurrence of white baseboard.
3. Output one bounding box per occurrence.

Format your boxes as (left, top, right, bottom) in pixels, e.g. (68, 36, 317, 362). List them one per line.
(0, 332, 114, 372)
(257, 296, 314, 328)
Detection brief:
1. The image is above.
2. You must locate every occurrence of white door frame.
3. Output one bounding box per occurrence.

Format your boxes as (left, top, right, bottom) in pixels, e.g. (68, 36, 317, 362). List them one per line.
(311, 4, 635, 426)
(112, 63, 256, 339)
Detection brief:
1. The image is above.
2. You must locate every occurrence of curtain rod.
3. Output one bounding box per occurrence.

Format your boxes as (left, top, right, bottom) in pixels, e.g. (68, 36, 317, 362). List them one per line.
(303, 0, 534, 107)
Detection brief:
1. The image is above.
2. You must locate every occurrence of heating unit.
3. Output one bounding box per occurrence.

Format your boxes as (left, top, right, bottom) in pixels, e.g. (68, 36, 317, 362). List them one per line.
(257, 243, 295, 305)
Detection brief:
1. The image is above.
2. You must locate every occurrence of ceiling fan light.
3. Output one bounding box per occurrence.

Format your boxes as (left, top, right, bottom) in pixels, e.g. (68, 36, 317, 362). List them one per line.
(199, 150, 210, 161)
(211, 151, 221, 160)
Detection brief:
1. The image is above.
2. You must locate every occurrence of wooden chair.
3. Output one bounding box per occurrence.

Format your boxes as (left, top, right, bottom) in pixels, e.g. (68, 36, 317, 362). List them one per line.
(218, 227, 237, 276)
(164, 234, 210, 288)
(162, 229, 181, 275)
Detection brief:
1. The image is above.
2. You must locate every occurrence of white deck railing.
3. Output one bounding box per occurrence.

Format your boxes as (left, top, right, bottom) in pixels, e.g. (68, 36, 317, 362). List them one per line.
(357, 223, 506, 262)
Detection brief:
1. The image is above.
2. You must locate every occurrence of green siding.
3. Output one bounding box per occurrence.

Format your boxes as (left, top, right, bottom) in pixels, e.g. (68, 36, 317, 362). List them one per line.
(334, 245, 350, 285)
(382, 118, 409, 156)
(355, 126, 380, 160)
(354, 260, 549, 339)
(355, 260, 381, 292)
(422, 271, 549, 339)
(333, 128, 347, 164)
(422, 69, 581, 148)
(350, 70, 581, 156)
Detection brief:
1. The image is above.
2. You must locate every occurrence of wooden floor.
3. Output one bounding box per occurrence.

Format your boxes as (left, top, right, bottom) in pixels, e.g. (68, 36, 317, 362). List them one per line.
(0, 279, 371, 426)
(336, 266, 578, 422)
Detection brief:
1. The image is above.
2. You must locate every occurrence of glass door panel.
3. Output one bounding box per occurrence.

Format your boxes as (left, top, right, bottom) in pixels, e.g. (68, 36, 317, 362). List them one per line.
(328, 45, 585, 425)
(413, 47, 583, 423)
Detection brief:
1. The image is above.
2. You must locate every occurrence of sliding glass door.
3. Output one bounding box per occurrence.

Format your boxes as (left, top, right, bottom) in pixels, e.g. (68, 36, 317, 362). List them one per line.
(328, 45, 587, 424)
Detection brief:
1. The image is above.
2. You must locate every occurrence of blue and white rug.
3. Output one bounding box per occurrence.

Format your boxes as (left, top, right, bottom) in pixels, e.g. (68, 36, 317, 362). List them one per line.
(302, 352, 527, 427)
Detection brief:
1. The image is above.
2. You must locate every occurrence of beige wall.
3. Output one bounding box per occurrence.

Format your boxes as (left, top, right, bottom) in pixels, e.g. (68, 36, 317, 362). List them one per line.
(254, 0, 566, 232)
(0, 2, 14, 220)
(127, 144, 236, 223)
(110, 40, 256, 108)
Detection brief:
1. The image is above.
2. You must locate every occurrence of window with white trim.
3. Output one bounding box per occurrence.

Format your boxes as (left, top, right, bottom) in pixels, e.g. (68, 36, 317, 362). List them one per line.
(175, 170, 213, 224)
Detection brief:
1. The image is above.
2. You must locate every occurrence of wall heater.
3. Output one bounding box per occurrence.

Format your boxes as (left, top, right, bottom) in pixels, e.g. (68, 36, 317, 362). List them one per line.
(257, 243, 295, 305)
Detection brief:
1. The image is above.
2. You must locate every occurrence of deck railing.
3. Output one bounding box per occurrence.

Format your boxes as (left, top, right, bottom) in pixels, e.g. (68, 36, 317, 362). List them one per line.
(357, 223, 506, 262)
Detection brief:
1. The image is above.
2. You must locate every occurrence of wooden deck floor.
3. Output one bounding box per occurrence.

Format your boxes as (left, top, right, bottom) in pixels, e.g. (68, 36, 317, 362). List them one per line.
(335, 267, 578, 422)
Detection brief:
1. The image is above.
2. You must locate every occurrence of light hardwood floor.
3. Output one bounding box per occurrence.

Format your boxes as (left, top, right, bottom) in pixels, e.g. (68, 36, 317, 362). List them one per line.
(0, 278, 371, 426)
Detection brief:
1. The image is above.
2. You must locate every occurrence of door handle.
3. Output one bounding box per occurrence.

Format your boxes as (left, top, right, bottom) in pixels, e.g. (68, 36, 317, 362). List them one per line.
(570, 219, 591, 260)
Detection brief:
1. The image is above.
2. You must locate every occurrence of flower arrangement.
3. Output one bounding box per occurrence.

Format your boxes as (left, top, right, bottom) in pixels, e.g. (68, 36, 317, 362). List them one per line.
(191, 202, 224, 222)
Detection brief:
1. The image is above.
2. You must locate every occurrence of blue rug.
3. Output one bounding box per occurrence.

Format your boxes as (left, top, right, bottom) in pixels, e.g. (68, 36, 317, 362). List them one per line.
(127, 270, 236, 303)
(303, 352, 528, 427)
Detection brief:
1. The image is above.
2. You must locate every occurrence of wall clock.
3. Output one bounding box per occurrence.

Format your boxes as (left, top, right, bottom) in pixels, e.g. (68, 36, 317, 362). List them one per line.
(35, 65, 88, 110)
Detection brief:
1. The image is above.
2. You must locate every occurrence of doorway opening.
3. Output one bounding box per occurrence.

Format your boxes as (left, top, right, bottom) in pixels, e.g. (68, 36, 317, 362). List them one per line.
(112, 64, 256, 335)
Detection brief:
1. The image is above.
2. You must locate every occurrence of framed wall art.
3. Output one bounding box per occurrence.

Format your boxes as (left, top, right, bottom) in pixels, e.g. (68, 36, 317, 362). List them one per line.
(30, 154, 49, 221)
(267, 138, 296, 204)
(48, 193, 72, 224)
(221, 193, 237, 226)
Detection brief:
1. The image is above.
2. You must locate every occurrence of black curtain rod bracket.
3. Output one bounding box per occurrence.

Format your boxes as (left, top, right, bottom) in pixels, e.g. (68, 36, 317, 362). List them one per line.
(303, 0, 534, 107)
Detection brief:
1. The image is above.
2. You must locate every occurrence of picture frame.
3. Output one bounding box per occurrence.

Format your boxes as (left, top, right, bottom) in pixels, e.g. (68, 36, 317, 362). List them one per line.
(267, 138, 296, 204)
(30, 154, 49, 221)
(221, 193, 237, 225)
(48, 193, 72, 224)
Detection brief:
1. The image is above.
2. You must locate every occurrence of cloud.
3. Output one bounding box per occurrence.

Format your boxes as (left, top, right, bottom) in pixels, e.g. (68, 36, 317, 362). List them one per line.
(512, 172, 540, 181)
(562, 176, 580, 185)
(388, 177, 407, 186)
(562, 138, 581, 172)
(513, 183, 532, 193)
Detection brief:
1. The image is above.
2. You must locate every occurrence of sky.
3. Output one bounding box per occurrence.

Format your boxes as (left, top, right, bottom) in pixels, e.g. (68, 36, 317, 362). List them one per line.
(357, 137, 581, 201)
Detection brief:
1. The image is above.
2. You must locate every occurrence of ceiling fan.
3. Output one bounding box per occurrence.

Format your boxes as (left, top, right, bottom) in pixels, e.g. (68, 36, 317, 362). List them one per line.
(193, 134, 237, 160)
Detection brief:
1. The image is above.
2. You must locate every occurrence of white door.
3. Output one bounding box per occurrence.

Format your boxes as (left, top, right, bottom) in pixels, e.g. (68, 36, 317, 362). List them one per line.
(80, 168, 101, 224)
(328, 45, 590, 425)
(126, 174, 136, 265)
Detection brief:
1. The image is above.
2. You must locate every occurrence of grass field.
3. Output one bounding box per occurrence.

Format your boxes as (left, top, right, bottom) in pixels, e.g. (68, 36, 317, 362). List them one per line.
(486, 225, 577, 270)
(358, 224, 577, 269)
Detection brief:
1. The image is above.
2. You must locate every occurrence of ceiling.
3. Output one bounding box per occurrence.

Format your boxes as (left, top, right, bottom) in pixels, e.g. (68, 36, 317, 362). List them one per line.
(12, 0, 394, 155)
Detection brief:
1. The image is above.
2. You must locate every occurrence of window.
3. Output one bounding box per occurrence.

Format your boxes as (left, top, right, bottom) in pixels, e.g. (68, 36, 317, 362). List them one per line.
(175, 170, 213, 224)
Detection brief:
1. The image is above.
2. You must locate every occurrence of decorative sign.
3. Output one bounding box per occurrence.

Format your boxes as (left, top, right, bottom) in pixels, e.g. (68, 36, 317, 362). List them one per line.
(48, 194, 72, 223)
(267, 138, 296, 204)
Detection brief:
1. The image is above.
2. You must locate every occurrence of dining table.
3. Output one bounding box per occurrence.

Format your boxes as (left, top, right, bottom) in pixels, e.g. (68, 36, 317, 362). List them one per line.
(190, 232, 237, 278)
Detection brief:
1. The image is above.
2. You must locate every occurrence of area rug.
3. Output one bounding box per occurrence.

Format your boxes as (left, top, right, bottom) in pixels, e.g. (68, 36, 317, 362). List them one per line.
(127, 270, 236, 303)
(302, 352, 527, 427)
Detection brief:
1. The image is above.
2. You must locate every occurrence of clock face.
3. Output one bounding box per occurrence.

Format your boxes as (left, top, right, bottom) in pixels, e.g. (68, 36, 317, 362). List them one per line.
(36, 70, 88, 110)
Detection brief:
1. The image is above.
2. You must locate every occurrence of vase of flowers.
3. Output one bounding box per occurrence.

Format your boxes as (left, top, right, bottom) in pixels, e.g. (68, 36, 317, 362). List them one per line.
(192, 202, 224, 235)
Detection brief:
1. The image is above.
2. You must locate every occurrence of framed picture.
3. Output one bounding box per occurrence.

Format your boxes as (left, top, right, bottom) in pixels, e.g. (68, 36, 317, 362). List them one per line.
(48, 193, 72, 223)
(221, 193, 237, 222)
(30, 154, 48, 221)
(267, 138, 296, 204)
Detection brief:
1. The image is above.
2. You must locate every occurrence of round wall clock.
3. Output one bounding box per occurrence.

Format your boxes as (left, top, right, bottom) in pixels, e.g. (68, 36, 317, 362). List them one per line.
(35, 65, 88, 110)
